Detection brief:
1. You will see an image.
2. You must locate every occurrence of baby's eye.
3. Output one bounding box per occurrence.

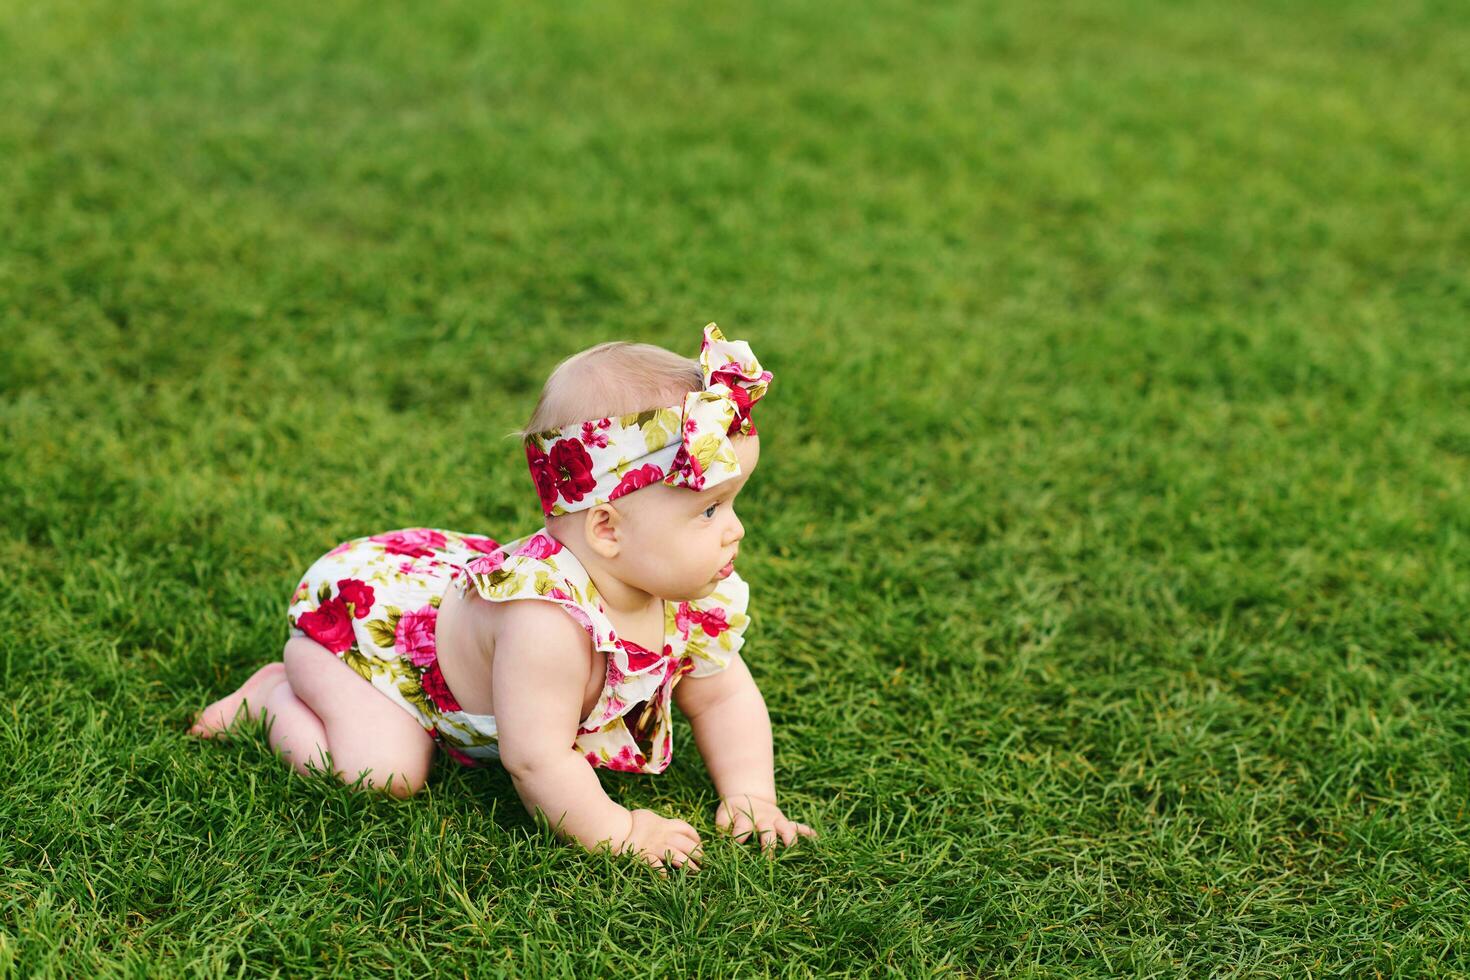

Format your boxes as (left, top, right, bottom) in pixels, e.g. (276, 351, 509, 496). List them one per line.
(702, 502, 719, 519)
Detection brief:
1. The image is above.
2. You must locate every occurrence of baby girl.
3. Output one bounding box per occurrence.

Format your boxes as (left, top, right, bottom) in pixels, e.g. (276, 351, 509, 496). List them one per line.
(190, 324, 814, 872)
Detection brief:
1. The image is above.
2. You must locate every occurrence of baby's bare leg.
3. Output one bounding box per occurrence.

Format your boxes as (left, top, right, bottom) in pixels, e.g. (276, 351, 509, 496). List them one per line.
(258, 678, 331, 775)
(275, 636, 436, 798)
(189, 662, 288, 737)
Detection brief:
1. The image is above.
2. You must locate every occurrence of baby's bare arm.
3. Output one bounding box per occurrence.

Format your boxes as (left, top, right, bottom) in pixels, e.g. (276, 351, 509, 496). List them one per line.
(492, 602, 633, 851)
(491, 602, 703, 870)
(676, 655, 816, 851)
(675, 655, 776, 801)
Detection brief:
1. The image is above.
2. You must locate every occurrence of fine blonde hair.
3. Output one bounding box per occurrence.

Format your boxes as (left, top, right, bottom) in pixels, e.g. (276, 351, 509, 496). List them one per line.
(518, 340, 704, 439)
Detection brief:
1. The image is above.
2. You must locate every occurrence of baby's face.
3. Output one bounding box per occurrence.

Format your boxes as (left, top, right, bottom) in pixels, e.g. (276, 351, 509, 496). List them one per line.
(615, 434, 759, 602)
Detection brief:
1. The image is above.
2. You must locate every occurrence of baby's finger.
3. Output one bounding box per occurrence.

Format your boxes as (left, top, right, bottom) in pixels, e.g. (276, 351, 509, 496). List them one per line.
(776, 820, 798, 847)
(660, 843, 700, 872)
(758, 828, 778, 855)
(727, 813, 756, 843)
(795, 822, 817, 838)
(668, 819, 699, 839)
(669, 849, 701, 874)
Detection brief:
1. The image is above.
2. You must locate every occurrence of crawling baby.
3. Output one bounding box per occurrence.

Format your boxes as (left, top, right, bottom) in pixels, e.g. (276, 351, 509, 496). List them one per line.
(190, 324, 813, 872)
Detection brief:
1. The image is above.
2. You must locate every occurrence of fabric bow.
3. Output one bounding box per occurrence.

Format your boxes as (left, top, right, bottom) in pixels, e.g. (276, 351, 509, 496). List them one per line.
(525, 323, 773, 516)
(662, 327, 772, 490)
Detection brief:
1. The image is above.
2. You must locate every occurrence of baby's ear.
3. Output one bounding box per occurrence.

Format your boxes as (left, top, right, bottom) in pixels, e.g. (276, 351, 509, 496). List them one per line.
(583, 503, 623, 558)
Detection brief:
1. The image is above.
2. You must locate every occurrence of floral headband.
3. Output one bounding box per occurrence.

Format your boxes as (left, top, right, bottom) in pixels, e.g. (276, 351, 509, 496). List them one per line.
(525, 323, 772, 517)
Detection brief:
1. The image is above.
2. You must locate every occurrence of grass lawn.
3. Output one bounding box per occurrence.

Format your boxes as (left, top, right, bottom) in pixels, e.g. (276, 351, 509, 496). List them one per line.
(3, 0, 1468, 974)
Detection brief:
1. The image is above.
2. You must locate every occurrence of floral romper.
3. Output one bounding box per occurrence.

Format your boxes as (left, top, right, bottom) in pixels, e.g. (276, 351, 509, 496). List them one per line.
(286, 527, 750, 773)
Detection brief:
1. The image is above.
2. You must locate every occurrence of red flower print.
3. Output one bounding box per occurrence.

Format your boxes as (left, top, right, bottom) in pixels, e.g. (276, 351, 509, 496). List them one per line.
(442, 742, 477, 767)
(711, 369, 755, 432)
(668, 446, 708, 487)
(370, 529, 447, 559)
(419, 660, 462, 712)
(584, 751, 600, 766)
(580, 421, 609, 448)
(620, 639, 665, 672)
(683, 419, 698, 435)
(296, 597, 355, 653)
(697, 607, 729, 638)
(394, 605, 439, 667)
(608, 463, 666, 501)
(461, 535, 500, 554)
(526, 441, 559, 512)
(674, 603, 728, 638)
(562, 603, 594, 637)
(513, 532, 563, 560)
(466, 552, 506, 575)
(335, 579, 375, 619)
(548, 438, 597, 505)
(674, 602, 696, 638)
(604, 744, 648, 773)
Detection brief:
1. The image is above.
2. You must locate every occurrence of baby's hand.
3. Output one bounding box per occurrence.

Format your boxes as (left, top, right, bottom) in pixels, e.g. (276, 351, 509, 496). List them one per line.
(715, 795, 816, 854)
(618, 808, 704, 874)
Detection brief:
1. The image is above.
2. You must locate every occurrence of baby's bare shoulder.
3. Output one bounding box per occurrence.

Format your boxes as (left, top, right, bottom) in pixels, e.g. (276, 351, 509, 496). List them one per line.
(492, 598, 596, 670)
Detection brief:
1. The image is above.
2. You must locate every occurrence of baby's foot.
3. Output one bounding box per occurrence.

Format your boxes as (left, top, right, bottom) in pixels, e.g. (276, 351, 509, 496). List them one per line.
(188, 662, 287, 738)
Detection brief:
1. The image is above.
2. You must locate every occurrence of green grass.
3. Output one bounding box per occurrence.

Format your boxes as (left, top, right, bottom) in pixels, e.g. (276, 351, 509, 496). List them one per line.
(2, 0, 1469, 974)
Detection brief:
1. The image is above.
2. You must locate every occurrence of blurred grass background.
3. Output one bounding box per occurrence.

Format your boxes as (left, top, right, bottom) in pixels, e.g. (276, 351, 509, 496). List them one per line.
(2, 0, 1468, 974)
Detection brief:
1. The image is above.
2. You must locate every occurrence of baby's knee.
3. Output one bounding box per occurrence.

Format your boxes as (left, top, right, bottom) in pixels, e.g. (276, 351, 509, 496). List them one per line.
(331, 734, 434, 798)
(343, 763, 428, 799)
(380, 771, 427, 799)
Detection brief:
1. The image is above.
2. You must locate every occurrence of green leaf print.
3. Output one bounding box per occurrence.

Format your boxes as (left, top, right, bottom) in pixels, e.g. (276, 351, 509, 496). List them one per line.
(651, 407, 682, 448)
(620, 409, 659, 430)
(654, 406, 681, 432)
(462, 729, 497, 748)
(689, 433, 723, 472)
(341, 644, 375, 684)
(364, 618, 397, 649)
(317, 581, 332, 604)
(481, 570, 526, 599)
(439, 723, 498, 750)
(398, 677, 436, 719)
(712, 442, 738, 472)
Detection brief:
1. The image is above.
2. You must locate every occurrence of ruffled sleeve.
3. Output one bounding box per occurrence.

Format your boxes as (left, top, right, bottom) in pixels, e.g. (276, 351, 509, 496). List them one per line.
(452, 528, 695, 774)
(671, 569, 751, 678)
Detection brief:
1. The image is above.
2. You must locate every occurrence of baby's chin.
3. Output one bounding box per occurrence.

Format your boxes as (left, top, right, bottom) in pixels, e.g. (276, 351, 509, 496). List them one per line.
(654, 578, 721, 603)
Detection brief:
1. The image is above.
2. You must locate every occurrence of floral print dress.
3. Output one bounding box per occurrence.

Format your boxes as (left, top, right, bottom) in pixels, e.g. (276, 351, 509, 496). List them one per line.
(286, 528, 750, 773)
